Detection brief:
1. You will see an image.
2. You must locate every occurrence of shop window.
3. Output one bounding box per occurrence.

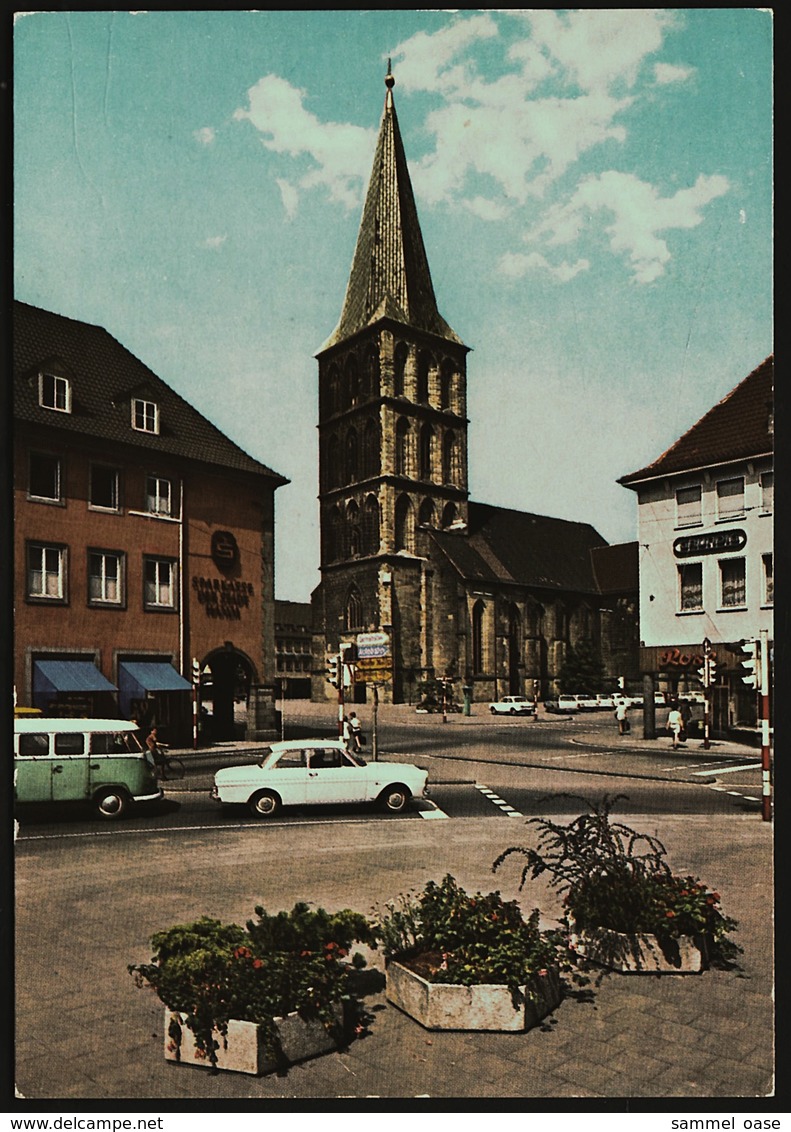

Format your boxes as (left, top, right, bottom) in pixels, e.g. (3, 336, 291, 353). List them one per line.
(146, 475, 172, 516)
(132, 398, 160, 434)
(29, 452, 62, 503)
(88, 549, 124, 606)
(27, 542, 67, 602)
(39, 372, 71, 413)
(716, 477, 745, 520)
(90, 465, 120, 511)
(719, 558, 746, 608)
(144, 557, 177, 610)
(762, 554, 773, 605)
(678, 562, 703, 612)
(675, 485, 701, 528)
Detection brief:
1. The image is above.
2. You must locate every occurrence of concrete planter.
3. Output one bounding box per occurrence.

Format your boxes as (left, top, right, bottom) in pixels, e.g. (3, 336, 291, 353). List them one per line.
(164, 1002, 343, 1075)
(568, 918, 707, 974)
(385, 960, 562, 1031)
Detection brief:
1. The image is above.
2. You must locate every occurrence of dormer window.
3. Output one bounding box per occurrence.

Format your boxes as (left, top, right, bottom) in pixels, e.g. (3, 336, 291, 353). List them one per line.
(39, 372, 71, 413)
(132, 398, 160, 434)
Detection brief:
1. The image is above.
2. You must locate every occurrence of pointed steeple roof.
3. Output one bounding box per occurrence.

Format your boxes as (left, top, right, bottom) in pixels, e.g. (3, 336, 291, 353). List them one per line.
(320, 64, 464, 352)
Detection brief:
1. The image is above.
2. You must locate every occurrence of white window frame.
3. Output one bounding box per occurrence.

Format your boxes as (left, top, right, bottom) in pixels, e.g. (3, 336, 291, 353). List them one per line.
(145, 474, 172, 516)
(38, 372, 72, 413)
(716, 476, 745, 521)
(678, 562, 703, 613)
(88, 549, 124, 606)
(760, 471, 774, 515)
(27, 542, 66, 601)
(675, 484, 702, 528)
(28, 452, 62, 503)
(762, 553, 773, 606)
(719, 557, 746, 609)
(143, 557, 177, 610)
(89, 464, 120, 512)
(132, 398, 160, 434)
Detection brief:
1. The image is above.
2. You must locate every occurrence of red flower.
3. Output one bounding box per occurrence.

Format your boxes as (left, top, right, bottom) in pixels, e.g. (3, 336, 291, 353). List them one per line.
(252, 958, 264, 969)
(665, 910, 676, 918)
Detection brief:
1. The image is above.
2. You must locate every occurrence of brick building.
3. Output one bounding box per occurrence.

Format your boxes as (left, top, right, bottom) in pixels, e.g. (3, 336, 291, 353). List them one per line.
(274, 600, 313, 699)
(311, 70, 639, 705)
(14, 301, 287, 744)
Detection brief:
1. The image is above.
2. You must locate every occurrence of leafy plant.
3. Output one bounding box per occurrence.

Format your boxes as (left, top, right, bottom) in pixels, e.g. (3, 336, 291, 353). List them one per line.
(375, 874, 563, 1002)
(129, 903, 377, 1071)
(493, 794, 741, 969)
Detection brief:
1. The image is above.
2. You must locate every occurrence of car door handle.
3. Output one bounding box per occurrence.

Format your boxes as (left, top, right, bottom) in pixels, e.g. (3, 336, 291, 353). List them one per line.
(90, 763, 100, 770)
(308, 772, 318, 777)
(52, 765, 63, 773)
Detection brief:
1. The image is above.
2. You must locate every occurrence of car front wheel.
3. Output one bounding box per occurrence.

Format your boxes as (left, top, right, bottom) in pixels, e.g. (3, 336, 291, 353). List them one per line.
(380, 784, 410, 813)
(249, 790, 281, 818)
(490, 706, 497, 714)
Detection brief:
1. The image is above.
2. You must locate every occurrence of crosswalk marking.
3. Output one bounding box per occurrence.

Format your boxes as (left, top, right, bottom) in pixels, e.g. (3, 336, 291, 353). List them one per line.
(475, 783, 523, 818)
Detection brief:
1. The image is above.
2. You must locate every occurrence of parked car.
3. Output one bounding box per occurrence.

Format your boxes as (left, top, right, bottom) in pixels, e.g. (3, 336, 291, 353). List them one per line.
(489, 695, 536, 716)
(595, 694, 614, 710)
(211, 739, 429, 817)
(574, 694, 599, 711)
(557, 695, 579, 713)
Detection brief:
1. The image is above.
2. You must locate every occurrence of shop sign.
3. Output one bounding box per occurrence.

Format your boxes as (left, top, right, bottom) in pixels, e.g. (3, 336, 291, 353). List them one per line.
(640, 643, 745, 674)
(192, 575, 255, 620)
(673, 529, 746, 558)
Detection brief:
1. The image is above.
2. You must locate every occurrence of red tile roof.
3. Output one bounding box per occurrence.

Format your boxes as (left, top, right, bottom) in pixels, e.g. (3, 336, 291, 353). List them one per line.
(619, 356, 773, 485)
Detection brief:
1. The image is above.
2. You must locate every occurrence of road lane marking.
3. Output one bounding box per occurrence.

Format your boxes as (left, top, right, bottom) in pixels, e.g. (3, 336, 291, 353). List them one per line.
(691, 763, 761, 777)
(419, 804, 450, 820)
(475, 783, 523, 818)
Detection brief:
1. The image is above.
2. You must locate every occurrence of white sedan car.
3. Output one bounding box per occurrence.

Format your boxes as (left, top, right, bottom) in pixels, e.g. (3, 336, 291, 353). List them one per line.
(489, 695, 536, 716)
(211, 739, 429, 818)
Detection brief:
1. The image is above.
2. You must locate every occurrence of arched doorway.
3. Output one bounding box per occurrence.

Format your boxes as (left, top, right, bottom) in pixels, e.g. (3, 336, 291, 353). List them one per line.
(203, 647, 256, 741)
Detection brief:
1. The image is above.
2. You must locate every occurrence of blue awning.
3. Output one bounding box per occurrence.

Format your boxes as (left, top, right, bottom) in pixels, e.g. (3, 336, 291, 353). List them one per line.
(33, 660, 118, 698)
(118, 661, 192, 696)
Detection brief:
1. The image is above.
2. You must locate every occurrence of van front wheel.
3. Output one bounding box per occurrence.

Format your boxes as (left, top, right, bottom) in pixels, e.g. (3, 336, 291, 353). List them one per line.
(93, 787, 129, 819)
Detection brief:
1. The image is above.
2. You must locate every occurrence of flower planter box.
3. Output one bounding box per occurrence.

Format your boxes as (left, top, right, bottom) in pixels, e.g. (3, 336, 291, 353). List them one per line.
(568, 919, 707, 974)
(385, 960, 562, 1031)
(164, 1002, 343, 1075)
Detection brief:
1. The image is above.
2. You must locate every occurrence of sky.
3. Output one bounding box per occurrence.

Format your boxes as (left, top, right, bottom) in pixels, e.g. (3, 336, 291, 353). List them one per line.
(13, 9, 773, 602)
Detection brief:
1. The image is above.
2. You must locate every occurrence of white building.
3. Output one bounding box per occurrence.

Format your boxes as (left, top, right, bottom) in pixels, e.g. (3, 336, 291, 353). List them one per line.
(619, 357, 773, 736)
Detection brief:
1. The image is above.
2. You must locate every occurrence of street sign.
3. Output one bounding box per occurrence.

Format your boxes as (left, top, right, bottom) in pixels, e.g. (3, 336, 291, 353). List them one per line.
(357, 631, 390, 648)
(357, 645, 389, 658)
(354, 657, 392, 683)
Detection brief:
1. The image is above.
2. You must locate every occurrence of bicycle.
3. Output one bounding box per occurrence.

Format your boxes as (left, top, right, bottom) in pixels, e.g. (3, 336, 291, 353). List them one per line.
(152, 743, 185, 781)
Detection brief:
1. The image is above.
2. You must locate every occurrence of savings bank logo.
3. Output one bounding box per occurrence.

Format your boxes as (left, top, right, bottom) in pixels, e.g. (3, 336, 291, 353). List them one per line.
(211, 530, 239, 570)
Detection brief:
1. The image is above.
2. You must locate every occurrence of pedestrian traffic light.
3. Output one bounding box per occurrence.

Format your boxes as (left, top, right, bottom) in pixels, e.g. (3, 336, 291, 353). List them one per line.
(192, 657, 201, 684)
(326, 653, 339, 687)
(738, 640, 760, 688)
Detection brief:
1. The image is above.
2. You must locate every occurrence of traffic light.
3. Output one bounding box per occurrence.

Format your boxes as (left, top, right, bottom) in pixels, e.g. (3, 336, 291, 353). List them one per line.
(617, 676, 625, 690)
(326, 653, 339, 687)
(696, 657, 717, 687)
(738, 640, 760, 688)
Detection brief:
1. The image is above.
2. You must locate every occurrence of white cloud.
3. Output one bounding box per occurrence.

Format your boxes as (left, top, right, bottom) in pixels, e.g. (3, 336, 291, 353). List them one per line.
(653, 62, 695, 85)
(389, 13, 499, 94)
(498, 251, 589, 282)
(194, 126, 216, 146)
(276, 178, 299, 221)
(234, 74, 375, 211)
(530, 171, 731, 283)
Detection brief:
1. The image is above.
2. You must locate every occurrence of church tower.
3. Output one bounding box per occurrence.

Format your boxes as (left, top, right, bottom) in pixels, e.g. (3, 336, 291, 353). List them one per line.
(313, 65, 470, 703)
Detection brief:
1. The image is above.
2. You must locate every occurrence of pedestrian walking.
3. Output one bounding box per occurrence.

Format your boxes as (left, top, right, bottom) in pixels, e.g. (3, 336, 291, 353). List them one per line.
(667, 705, 683, 749)
(348, 711, 363, 752)
(679, 699, 692, 743)
(615, 699, 629, 735)
(342, 714, 353, 752)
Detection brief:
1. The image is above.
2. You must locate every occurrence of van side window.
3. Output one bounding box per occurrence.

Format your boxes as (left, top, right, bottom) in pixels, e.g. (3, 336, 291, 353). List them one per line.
(90, 733, 117, 754)
(54, 733, 85, 755)
(19, 733, 49, 756)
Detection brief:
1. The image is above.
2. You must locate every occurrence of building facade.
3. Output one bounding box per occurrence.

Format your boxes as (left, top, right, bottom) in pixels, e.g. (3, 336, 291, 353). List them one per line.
(311, 70, 639, 705)
(619, 357, 773, 736)
(14, 301, 288, 744)
(274, 600, 313, 699)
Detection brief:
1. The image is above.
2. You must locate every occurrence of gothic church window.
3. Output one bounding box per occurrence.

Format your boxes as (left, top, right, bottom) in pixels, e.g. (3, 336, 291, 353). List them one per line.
(345, 586, 364, 630)
(440, 360, 454, 411)
(363, 418, 380, 478)
(395, 495, 415, 553)
(442, 502, 457, 528)
(346, 500, 361, 558)
(327, 435, 340, 489)
(418, 498, 435, 527)
(419, 424, 433, 480)
(442, 431, 459, 485)
(345, 429, 358, 483)
(365, 346, 380, 398)
(364, 495, 380, 555)
(395, 418, 411, 477)
(416, 351, 432, 404)
(394, 342, 408, 397)
(472, 600, 485, 674)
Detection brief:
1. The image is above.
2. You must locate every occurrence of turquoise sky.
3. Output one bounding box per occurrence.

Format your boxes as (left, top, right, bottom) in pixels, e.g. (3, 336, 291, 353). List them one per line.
(14, 10, 773, 601)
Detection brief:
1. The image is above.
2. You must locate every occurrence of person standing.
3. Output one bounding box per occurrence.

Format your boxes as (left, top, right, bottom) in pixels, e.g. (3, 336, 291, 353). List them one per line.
(348, 711, 363, 752)
(342, 715, 353, 752)
(615, 699, 629, 736)
(667, 705, 683, 749)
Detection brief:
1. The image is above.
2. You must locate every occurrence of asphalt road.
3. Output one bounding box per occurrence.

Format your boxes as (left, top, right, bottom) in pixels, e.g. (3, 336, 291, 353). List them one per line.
(15, 711, 763, 841)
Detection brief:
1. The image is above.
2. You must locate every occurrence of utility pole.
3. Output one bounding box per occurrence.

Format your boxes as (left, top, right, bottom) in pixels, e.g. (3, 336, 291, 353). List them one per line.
(760, 629, 771, 823)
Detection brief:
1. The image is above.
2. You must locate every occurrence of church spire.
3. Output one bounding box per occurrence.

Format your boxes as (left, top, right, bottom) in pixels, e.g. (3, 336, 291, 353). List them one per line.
(321, 63, 463, 351)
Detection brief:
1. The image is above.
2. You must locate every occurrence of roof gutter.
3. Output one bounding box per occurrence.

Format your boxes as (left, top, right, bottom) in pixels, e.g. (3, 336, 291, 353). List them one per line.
(618, 450, 773, 488)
